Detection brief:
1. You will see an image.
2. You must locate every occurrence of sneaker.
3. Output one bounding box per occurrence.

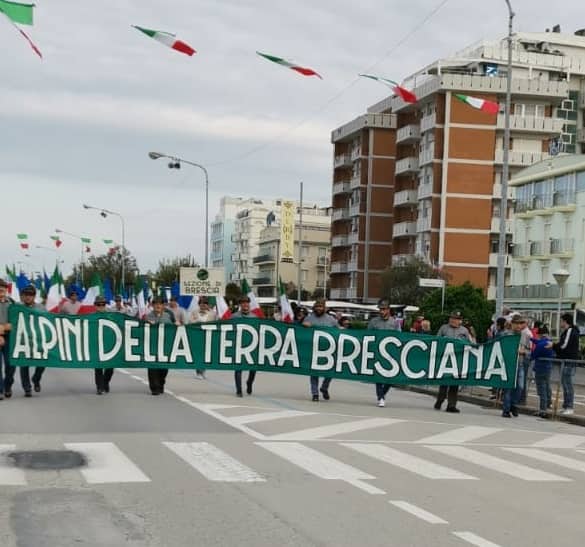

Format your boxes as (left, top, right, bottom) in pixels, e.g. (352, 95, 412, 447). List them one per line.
(151, 391, 160, 396)
(560, 408, 574, 415)
(320, 388, 330, 401)
(104, 384, 110, 393)
(445, 406, 460, 413)
(0, 394, 3, 401)
(195, 372, 205, 380)
(96, 390, 103, 395)
(312, 394, 319, 402)
(4, 390, 12, 399)
(377, 398, 385, 407)
(502, 411, 511, 418)
(510, 406, 519, 417)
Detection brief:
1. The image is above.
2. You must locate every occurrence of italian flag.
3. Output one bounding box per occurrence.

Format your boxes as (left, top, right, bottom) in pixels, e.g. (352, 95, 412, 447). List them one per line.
(81, 237, 91, 252)
(241, 278, 265, 318)
(0, 0, 42, 58)
(5, 266, 19, 301)
(257, 51, 322, 79)
(16, 233, 29, 250)
(132, 25, 196, 56)
(45, 266, 65, 313)
(279, 278, 294, 323)
(134, 277, 147, 319)
(455, 94, 499, 114)
(359, 74, 417, 103)
(215, 295, 232, 320)
(80, 272, 102, 313)
(50, 235, 62, 248)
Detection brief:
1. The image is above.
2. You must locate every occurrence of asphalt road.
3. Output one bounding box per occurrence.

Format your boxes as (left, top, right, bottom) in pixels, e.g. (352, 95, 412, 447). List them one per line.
(1, 367, 584, 547)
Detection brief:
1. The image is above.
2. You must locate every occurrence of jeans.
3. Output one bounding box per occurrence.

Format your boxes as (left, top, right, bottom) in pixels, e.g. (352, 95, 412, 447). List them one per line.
(147, 368, 168, 393)
(561, 363, 576, 409)
(503, 364, 525, 413)
(534, 371, 551, 412)
(376, 383, 391, 400)
(234, 370, 256, 393)
(1, 335, 14, 393)
(519, 358, 530, 403)
(310, 376, 331, 396)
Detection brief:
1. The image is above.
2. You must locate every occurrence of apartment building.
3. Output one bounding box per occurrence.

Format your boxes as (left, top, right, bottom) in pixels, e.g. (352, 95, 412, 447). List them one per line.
(253, 210, 331, 298)
(330, 29, 585, 302)
(505, 154, 585, 331)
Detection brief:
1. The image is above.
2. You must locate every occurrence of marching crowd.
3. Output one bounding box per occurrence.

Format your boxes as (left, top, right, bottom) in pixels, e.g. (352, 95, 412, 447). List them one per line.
(0, 278, 581, 419)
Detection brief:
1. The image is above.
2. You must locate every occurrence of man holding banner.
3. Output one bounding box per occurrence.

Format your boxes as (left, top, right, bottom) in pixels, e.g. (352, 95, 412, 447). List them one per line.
(0, 279, 15, 399)
(303, 298, 338, 401)
(93, 295, 114, 395)
(146, 296, 174, 395)
(232, 295, 257, 397)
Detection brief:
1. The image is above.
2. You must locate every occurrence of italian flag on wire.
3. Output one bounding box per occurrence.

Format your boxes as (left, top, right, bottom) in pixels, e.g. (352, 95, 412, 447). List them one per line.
(0, 0, 42, 58)
(256, 51, 322, 79)
(241, 278, 265, 318)
(50, 235, 62, 248)
(16, 233, 29, 249)
(132, 25, 196, 56)
(279, 278, 294, 323)
(455, 94, 499, 114)
(358, 74, 418, 103)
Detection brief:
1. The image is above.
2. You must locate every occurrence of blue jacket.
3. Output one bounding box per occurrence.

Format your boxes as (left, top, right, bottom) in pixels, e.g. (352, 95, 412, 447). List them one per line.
(531, 337, 554, 373)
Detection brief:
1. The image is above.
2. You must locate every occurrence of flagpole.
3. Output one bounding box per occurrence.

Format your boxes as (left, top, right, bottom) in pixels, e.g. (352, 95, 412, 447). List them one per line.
(297, 182, 304, 304)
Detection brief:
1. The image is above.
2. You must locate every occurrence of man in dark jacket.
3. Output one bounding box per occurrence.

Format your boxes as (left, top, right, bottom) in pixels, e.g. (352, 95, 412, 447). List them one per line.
(553, 313, 580, 415)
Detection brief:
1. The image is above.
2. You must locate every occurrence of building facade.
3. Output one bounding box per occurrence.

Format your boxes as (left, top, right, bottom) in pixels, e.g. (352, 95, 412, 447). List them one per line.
(330, 30, 585, 303)
(505, 155, 585, 331)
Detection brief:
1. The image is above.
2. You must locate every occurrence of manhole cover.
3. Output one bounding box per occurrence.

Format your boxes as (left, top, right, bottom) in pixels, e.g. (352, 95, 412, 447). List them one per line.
(7, 450, 87, 470)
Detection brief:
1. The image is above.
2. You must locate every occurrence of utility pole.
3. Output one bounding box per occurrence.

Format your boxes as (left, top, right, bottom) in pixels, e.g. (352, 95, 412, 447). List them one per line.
(297, 182, 304, 303)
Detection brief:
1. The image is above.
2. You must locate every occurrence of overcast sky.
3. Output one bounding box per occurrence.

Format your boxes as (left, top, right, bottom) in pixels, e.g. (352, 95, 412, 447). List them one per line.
(1, 0, 582, 275)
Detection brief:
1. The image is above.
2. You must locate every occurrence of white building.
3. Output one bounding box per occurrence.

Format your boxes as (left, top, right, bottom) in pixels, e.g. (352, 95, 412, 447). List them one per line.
(505, 155, 585, 331)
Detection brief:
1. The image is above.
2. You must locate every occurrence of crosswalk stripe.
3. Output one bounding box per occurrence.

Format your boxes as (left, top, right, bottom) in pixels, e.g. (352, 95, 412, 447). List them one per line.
(202, 404, 246, 411)
(0, 445, 27, 486)
(64, 442, 150, 484)
(416, 426, 502, 445)
(389, 501, 448, 524)
(257, 441, 385, 495)
(343, 443, 477, 480)
(532, 434, 585, 449)
(427, 445, 571, 482)
(452, 531, 503, 547)
(504, 448, 585, 473)
(163, 442, 265, 482)
(232, 410, 317, 425)
(267, 417, 402, 441)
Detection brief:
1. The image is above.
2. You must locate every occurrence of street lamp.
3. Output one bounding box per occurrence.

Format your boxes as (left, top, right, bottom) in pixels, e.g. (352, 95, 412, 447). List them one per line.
(148, 151, 209, 267)
(553, 269, 570, 337)
(495, 0, 515, 317)
(82, 204, 126, 292)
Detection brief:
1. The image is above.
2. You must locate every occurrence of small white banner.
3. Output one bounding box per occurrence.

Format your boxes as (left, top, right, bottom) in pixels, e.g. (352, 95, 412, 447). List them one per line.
(180, 267, 225, 297)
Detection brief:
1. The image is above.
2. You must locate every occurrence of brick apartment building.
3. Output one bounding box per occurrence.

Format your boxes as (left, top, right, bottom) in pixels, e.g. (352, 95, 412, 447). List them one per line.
(330, 30, 585, 303)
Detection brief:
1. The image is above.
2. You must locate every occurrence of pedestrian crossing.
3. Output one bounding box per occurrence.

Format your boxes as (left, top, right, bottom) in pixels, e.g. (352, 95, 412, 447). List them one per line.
(2, 439, 585, 488)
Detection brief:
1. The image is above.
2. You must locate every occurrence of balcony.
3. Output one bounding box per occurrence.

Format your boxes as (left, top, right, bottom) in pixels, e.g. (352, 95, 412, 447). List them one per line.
(420, 113, 437, 133)
(231, 252, 245, 261)
(550, 238, 575, 256)
(396, 124, 421, 144)
(351, 147, 362, 161)
(416, 217, 431, 232)
(496, 114, 564, 134)
(392, 253, 412, 265)
(419, 146, 435, 166)
(332, 208, 350, 222)
(490, 217, 513, 233)
(393, 189, 418, 207)
(512, 238, 575, 260)
(350, 173, 362, 189)
(395, 156, 419, 175)
(252, 276, 274, 286)
(515, 192, 576, 215)
(332, 180, 351, 195)
(253, 253, 276, 264)
(488, 253, 511, 268)
(331, 235, 349, 248)
(393, 221, 417, 238)
(349, 203, 362, 217)
(505, 283, 583, 301)
(316, 256, 328, 267)
(578, 129, 585, 143)
(330, 262, 349, 274)
(348, 259, 358, 271)
(417, 184, 433, 200)
(334, 154, 352, 168)
(348, 232, 360, 245)
(491, 183, 514, 200)
(494, 150, 548, 166)
(331, 287, 358, 300)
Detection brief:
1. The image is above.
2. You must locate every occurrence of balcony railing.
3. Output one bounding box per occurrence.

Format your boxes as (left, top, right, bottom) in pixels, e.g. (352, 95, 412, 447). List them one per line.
(253, 254, 276, 264)
(331, 235, 349, 248)
(420, 113, 437, 133)
(488, 253, 511, 268)
(392, 253, 412, 265)
(417, 184, 433, 200)
(515, 192, 576, 213)
(332, 208, 350, 222)
(348, 232, 359, 245)
(349, 203, 362, 217)
(416, 217, 431, 232)
(494, 150, 548, 166)
(334, 154, 352, 168)
(496, 114, 564, 134)
(330, 287, 358, 299)
(490, 217, 513, 233)
(393, 189, 418, 207)
(350, 147, 362, 161)
(393, 220, 417, 238)
(395, 156, 419, 175)
(252, 276, 274, 286)
(330, 262, 349, 274)
(492, 183, 514, 200)
(396, 124, 421, 144)
(332, 180, 351, 195)
(504, 283, 583, 300)
(550, 238, 575, 255)
(512, 238, 575, 259)
(348, 259, 358, 271)
(350, 173, 362, 189)
(419, 146, 435, 166)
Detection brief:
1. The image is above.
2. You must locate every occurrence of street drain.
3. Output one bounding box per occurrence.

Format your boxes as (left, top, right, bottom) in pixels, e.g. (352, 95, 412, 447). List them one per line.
(7, 450, 87, 470)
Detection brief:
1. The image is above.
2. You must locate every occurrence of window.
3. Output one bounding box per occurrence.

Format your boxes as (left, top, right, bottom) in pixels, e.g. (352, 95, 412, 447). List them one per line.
(318, 247, 327, 257)
(577, 171, 585, 192)
(541, 265, 549, 284)
(301, 270, 308, 282)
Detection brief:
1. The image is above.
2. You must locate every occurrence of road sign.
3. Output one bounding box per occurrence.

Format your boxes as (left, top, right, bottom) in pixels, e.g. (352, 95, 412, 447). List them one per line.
(419, 278, 445, 288)
(180, 267, 225, 297)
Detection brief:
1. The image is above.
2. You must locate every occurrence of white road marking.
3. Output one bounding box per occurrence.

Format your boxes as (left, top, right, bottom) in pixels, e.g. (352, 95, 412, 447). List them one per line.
(202, 404, 246, 411)
(258, 441, 385, 495)
(267, 417, 402, 441)
(389, 501, 448, 524)
(232, 410, 317, 425)
(504, 448, 585, 474)
(344, 443, 477, 480)
(64, 442, 150, 484)
(0, 445, 27, 485)
(532, 434, 585, 449)
(163, 442, 265, 482)
(416, 426, 502, 445)
(453, 531, 504, 547)
(428, 445, 571, 482)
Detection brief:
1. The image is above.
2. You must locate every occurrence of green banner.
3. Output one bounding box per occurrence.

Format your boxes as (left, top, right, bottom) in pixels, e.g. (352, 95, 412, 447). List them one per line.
(8, 306, 520, 387)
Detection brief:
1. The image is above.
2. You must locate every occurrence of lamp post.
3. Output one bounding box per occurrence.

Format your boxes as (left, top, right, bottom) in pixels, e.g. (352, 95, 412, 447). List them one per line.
(148, 151, 209, 268)
(82, 204, 126, 292)
(496, 0, 515, 317)
(553, 269, 570, 337)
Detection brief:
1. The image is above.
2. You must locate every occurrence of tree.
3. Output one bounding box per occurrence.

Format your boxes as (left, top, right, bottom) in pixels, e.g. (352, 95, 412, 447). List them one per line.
(380, 257, 448, 306)
(151, 255, 199, 287)
(285, 281, 309, 301)
(419, 282, 495, 342)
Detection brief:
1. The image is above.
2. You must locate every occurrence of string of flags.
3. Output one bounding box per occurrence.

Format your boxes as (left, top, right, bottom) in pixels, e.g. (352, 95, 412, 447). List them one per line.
(0, 0, 42, 58)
